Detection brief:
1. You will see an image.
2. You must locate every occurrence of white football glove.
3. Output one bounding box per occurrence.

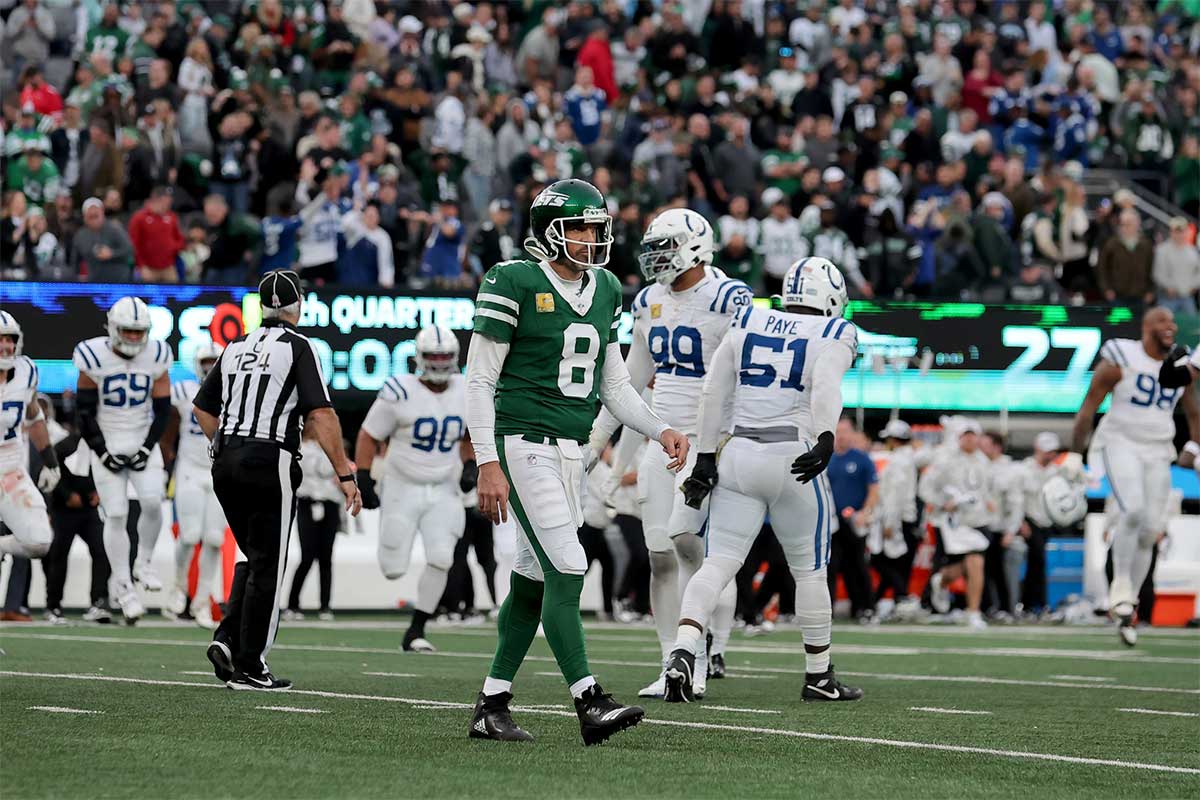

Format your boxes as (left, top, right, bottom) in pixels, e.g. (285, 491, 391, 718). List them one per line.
(37, 466, 61, 493)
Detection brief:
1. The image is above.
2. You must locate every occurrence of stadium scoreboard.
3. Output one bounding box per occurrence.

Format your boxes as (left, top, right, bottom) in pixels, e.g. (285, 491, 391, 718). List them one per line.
(2, 283, 1141, 413)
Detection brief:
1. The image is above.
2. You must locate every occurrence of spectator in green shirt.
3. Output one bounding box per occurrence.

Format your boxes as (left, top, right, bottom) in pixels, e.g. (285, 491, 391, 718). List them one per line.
(7, 145, 61, 208)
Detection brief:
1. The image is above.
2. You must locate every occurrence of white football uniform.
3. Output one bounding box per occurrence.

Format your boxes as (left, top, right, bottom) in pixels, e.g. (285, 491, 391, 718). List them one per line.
(171, 379, 226, 550)
(703, 306, 856, 568)
(361, 373, 467, 576)
(72, 336, 172, 519)
(628, 269, 752, 552)
(1087, 338, 1177, 536)
(0, 356, 52, 556)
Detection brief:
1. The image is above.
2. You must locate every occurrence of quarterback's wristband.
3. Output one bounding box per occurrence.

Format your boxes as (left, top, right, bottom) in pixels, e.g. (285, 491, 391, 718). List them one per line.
(1184, 441, 1200, 459)
(338, 473, 357, 483)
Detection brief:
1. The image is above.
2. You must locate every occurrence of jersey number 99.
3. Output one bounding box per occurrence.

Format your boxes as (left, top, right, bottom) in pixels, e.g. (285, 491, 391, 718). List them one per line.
(648, 325, 704, 377)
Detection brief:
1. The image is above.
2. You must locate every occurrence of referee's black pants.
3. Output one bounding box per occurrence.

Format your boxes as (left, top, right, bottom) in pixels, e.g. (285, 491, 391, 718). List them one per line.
(212, 440, 301, 675)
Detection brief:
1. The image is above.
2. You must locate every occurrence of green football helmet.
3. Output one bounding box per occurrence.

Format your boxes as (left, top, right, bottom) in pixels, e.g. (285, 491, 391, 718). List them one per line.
(524, 179, 613, 271)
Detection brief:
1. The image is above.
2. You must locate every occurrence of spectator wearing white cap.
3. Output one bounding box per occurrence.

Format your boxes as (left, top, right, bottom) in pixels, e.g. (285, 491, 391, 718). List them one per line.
(757, 187, 805, 295)
(869, 419, 920, 618)
(1153, 218, 1200, 315)
(918, 418, 991, 630)
(72, 197, 133, 282)
(1017, 431, 1065, 616)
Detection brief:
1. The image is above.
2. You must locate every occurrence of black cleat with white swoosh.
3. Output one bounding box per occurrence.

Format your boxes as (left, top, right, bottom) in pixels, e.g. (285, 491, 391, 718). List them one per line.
(227, 670, 293, 691)
(802, 665, 863, 702)
(574, 684, 644, 745)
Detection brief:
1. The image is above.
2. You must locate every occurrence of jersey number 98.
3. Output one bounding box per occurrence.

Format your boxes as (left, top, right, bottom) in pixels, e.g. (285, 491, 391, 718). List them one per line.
(1130, 374, 1178, 410)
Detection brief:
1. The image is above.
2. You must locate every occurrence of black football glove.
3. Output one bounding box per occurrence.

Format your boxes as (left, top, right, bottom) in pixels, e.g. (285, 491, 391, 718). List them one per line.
(791, 431, 834, 484)
(1158, 344, 1193, 389)
(358, 468, 381, 510)
(680, 452, 718, 510)
(100, 451, 129, 473)
(126, 446, 152, 471)
(459, 459, 479, 493)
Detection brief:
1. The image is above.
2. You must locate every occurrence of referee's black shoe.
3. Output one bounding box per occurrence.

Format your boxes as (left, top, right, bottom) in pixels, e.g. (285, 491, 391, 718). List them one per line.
(468, 692, 533, 742)
(206, 638, 234, 683)
(575, 684, 644, 746)
(227, 670, 293, 691)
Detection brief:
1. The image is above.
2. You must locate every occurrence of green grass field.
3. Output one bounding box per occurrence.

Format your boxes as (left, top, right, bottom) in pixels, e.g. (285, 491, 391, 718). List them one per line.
(2, 617, 1198, 799)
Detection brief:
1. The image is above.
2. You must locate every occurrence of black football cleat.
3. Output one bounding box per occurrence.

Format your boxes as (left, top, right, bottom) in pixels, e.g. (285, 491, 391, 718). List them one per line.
(802, 665, 864, 702)
(206, 639, 234, 683)
(663, 648, 696, 703)
(708, 652, 726, 680)
(575, 684, 644, 746)
(226, 670, 293, 691)
(469, 692, 534, 742)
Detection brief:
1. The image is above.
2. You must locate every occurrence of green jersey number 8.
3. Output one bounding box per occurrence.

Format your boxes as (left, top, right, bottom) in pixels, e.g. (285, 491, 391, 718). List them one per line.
(558, 322, 600, 398)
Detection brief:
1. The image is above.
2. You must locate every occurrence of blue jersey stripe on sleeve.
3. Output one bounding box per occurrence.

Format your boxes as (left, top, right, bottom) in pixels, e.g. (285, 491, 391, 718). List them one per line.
(822, 319, 838, 338)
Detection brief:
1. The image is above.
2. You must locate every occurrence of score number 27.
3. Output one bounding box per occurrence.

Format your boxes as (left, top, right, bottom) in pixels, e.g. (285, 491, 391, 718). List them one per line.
(1001, 326, 1100, 384)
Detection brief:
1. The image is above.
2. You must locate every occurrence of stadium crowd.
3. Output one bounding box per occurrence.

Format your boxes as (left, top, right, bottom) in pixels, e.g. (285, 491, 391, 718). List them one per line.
(1, 0, 1199, 306)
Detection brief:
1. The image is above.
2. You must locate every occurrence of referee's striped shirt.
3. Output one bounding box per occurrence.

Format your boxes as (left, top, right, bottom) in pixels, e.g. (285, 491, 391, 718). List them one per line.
(193, 319, 332, 454)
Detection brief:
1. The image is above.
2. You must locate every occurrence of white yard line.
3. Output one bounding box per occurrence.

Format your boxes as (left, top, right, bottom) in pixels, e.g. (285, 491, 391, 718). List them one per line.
(4, 632, 1196, 696)
(724, 643, 1199, 666)
(1118, 708, 1200, 719)
(698, 705, 781, 715)
(361, 672, 421, 678)
(1049, 675, 1116, 683)
(255, 706, 327, 714)
(27, 705, 102, 714)
(3, 670, 1197, 776)
(179, 670, 216, 676)
(910, 707, 993, 716)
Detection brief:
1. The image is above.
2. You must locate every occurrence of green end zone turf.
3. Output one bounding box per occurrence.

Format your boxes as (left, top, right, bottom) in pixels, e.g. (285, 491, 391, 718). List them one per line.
(2, 620, 1198, 798)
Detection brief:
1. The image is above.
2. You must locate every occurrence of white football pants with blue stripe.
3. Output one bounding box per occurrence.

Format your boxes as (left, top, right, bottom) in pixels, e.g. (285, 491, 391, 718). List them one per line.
(678, 437, 835, 669)
(1089, 435, 1171, 610)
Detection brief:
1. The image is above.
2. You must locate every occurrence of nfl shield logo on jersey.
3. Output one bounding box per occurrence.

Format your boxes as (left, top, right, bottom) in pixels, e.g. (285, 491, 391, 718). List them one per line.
(536, 293, 556, 313)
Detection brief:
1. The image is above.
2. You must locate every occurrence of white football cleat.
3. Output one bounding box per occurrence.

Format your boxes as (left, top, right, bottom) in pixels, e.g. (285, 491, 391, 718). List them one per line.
(403, 637, 436, 653)
(966, 611, 988, 631)
(693, 642, 708, 699)
(114, 581, 145, 625)
(929, 573, 951, 614)
(1113, 602, 1137, 647)
(638, 671, 666, 698)
(133, 559, 163, 592)
(191, 601, 217, 630)
(162, 588, 187, 621)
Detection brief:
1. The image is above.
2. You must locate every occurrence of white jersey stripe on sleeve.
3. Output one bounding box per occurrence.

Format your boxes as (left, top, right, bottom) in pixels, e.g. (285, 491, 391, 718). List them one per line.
(477, 292, 520, 312)
(476, 307, 517, 327)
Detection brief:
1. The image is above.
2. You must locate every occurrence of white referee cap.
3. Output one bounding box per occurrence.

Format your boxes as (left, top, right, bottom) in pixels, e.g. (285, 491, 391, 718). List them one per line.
(259, 270, 302, 309)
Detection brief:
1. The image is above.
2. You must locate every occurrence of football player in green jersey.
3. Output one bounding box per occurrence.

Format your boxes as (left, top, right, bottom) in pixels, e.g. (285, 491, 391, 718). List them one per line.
(465, 179, 689, 745)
